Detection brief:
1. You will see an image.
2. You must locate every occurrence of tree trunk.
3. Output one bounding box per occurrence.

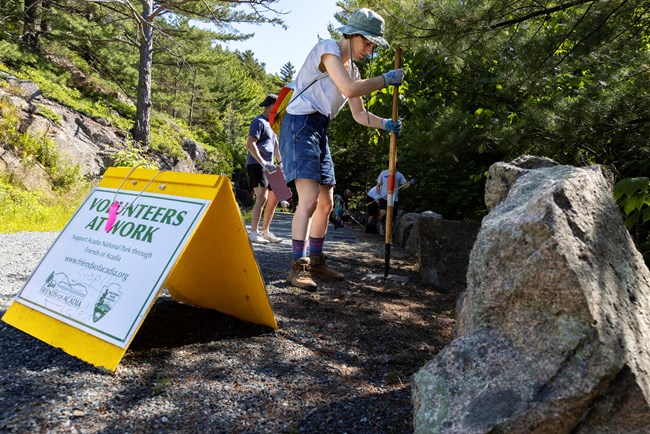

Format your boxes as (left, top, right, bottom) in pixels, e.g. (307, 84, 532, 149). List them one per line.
(133, 0, 154, 148)
(188, 69, 197, 128)
(22, 0, 41, 50)
(40, 0, 51, 35)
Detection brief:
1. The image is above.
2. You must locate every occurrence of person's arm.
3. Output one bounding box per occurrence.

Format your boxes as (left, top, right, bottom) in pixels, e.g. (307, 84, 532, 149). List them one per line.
(273, 139, 281, 165)
(247, 135, 275, 172)
(246, 136, 266, 166)
(322, 53, 385, 99)
(322, 54, 401, 131)
(247, 118, 269, 166)
(348, 97, 385, 129)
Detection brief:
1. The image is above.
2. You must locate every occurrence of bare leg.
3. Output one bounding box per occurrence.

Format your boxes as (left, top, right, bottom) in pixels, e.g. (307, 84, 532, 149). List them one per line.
(261, 190, 279, 232)
(292, 179, 321, 242)
(250, 186, 268, 234)
(310, 185, 334, 239)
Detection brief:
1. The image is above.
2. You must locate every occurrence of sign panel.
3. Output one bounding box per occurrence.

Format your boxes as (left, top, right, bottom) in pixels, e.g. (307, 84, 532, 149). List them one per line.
(13, 187, 209, 348)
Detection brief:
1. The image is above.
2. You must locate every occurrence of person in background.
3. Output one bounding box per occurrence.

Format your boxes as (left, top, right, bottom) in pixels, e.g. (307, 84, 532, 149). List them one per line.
(247, 94, 283, 244)
(331, 189, 351, 229)
(365, 185, 381, 234)
(376, 167, 410, 235)
(279, 8, 404, 291)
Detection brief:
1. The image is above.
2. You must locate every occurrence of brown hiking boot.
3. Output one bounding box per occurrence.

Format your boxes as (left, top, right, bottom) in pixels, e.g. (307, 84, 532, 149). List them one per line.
(287, 257, 317, 291)
(310, 254, 344, 281)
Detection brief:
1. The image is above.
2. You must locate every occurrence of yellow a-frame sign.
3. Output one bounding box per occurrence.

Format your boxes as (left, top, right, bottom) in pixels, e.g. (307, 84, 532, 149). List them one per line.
(2, 167, 277, 371)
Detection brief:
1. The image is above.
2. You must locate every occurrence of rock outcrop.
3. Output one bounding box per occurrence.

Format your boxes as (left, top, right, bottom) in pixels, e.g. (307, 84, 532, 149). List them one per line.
(412, 156, 650, 433)
(1, 72, 207, 191)
(394, 212, 479, 293)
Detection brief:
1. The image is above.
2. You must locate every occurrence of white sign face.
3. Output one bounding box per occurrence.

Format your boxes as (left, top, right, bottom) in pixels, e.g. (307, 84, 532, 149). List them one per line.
(15, 187, 210, 348)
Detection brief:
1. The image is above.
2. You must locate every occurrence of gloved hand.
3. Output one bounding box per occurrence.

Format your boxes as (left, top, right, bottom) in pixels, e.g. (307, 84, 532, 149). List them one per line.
(382, 69, 404, 87)
(409, 178, 416, 185)
(381, 118, 403, 136)
(263, 162, 276, 172)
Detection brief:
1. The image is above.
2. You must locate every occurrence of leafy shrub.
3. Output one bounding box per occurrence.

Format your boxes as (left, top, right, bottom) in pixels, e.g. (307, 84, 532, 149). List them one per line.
(614, 177, 650, 263)
(112, 143, 158, 168)
(0, 40, 40, 68)
(1, 97, 82, 190)
(200, 145, 234, 176)
(0, 96, 20, 144)
(37, 104, 62, 124)
(0, 175, 90, 232)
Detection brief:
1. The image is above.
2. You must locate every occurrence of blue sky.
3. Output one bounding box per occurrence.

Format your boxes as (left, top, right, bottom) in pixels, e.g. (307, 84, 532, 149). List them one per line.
(224, 0, 341, 76)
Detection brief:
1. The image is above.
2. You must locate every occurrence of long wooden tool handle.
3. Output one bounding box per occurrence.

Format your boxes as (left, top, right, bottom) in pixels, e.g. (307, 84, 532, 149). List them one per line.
(384, 47, 402, 277)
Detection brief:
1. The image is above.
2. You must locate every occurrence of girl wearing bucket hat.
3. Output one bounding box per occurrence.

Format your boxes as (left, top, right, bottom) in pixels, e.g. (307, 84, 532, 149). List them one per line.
(280, 8, 404, 291)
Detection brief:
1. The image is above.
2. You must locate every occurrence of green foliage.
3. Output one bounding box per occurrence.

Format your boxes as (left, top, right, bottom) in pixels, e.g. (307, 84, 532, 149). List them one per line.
(0, 1, 23, 38)
(336, 0, 650, 220)
(112, 144, 158, 169)
(0, 40, 40, 68)
(37, 105, 62, 125)
(0, 96, 20, 144)
(614, 177, 650, 225)
(19, 66, 133, 131)
(1, 97, 82, 191)
(0, 0, 284, 233)
(279, 62, 296, 84)
(3, 0, 647, 232)
(200, 145, 234, 176)
(152, 371, 172, 396)
(384, 371, 402, 386)
(0, 174, 91, 233)
(614, 177, 650, 261)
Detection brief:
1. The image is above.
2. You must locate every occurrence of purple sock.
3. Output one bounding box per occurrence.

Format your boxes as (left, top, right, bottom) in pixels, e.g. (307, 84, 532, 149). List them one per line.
(292, 239, 308, 260)
(309, 236, 324, 257)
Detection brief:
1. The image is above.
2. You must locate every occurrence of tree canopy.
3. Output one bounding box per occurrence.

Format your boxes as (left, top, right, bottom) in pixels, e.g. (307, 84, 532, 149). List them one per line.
(327, 0, 649, 220)
(1, 0, 648, 227)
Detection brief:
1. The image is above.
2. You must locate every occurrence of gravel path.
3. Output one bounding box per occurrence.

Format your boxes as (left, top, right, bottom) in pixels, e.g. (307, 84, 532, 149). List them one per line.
(0, 216, 455, 433)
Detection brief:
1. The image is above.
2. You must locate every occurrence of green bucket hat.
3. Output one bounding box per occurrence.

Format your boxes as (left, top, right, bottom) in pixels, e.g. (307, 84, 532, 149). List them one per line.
(338, 8, 389, 48)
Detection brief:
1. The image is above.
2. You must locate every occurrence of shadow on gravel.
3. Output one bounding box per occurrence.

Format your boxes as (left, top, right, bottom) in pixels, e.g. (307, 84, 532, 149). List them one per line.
(0, 310, 98, 373)
(294, 387, 413, 433)
(129, 298, 275, 350)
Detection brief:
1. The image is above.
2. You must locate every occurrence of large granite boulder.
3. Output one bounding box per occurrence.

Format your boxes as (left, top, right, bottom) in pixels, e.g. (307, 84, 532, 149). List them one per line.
(412, 157, 650, 433)
(417, 219, 480, 293)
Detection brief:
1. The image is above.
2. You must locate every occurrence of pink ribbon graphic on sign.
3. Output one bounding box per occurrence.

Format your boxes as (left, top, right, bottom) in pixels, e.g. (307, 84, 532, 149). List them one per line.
(105, 201, 119, 232)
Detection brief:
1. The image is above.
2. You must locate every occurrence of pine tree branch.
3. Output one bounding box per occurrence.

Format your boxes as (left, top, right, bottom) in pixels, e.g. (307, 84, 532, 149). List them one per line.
(487, 0, 596, 30)
(550, 0, 629, 71)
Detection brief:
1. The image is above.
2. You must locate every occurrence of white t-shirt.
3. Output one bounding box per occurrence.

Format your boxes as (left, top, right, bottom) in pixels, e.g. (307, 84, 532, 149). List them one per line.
(376, 170, 407, 202)
(288, 39, 360, 120)
(367, 186, 381, 200)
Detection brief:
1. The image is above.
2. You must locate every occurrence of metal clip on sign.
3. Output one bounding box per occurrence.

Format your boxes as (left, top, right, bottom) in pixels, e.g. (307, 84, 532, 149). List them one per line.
(106, 165, 165, 232)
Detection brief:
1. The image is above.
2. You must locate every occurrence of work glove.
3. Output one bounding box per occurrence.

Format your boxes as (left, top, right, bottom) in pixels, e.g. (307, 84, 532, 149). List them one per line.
(263, 162, 276, 172)
(382, 69, 404, 87)
(409, 178, 416, 185)
(381, 118, 403, 136)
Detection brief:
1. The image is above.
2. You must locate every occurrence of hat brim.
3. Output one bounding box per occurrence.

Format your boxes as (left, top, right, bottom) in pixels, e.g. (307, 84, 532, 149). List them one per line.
(338, 25, 389, 47)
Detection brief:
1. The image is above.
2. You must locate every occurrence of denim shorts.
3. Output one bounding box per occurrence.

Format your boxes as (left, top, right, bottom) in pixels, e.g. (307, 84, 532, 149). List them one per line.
(279, 112, 336, 186)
